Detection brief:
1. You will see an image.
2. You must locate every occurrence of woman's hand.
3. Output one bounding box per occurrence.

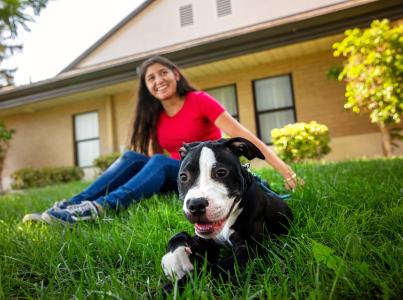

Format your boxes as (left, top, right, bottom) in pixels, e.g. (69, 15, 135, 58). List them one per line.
(214, 112, 305, 191)
(283, 172, 304, 190)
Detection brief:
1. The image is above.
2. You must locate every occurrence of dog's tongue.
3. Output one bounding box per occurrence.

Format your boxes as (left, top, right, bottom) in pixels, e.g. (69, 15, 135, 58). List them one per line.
(195, 221, 223, 234)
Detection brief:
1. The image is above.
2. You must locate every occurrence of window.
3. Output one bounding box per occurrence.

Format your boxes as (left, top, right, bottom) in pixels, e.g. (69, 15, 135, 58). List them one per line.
(216, 0, 232, 17)
(73, 111, 100, 167)
(179, 4, 193, 27)
(206, 84, 239, 120)
(253, 75, 296, 144)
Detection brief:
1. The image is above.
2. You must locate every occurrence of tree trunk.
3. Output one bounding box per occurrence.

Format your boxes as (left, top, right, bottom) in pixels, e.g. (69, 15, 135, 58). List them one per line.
(0, 142, 9, 193)
(0, 156, 4, 192)
(379, 124, 392, 157)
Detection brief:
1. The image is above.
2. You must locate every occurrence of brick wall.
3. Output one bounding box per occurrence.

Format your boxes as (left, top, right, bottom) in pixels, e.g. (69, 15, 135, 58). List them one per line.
(194, 49, 378, 138)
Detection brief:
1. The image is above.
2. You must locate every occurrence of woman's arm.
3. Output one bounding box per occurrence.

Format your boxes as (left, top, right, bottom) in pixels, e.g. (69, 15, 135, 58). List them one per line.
(214, 111, 301, 189)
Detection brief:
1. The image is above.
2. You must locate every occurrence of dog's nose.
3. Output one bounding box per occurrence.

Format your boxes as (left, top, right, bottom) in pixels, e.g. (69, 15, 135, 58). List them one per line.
(187, 197, 209, 216)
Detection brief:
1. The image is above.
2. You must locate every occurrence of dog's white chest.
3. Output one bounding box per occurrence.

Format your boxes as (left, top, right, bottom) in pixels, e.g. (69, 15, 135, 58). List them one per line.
(214, 203, 243, 246)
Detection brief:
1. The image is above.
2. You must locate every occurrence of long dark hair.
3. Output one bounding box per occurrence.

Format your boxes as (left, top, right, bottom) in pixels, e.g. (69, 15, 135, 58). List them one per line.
(130, 56, 196, 155)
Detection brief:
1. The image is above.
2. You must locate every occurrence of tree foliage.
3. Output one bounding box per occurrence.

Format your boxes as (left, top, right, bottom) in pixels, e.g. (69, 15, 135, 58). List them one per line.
(0, 122, 15, 191)
(0, 121, 14, 158)
(333, 19, 403, 156)
(0, 0, 49, 87)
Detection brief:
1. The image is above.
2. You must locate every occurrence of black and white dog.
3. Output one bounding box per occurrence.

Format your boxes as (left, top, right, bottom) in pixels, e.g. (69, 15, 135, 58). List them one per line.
(161, 137, 293, 284)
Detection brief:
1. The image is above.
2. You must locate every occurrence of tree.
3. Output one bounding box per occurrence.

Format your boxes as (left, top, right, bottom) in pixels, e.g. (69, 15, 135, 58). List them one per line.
(0, 0, 49, 88)
(333, 19, 403, 157)
(0, 1, 47, 189)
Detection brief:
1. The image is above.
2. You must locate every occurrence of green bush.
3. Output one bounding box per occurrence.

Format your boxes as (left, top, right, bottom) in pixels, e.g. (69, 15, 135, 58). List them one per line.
(271, 121, 331, 162)
(11, 166, 84, 190)
(93, 152, 120, 172)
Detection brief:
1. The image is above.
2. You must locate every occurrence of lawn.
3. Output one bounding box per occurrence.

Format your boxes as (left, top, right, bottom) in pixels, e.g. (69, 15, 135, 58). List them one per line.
(0, 158, 402, 299)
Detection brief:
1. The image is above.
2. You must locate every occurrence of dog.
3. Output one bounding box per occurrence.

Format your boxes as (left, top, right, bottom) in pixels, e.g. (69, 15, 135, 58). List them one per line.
(161, 137, 293, 287)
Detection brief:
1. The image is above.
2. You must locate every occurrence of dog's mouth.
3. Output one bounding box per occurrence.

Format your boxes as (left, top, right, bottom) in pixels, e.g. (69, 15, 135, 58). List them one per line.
(195, 218, 227, 235)
(193, 200, 238, 235)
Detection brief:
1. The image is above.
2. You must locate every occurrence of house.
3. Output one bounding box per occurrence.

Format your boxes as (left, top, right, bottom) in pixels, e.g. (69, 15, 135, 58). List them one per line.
(0, 0, 402, 188)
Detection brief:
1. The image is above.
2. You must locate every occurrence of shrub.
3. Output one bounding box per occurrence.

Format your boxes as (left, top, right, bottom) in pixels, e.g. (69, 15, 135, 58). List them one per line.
(271, 121, 331, 162)
(11, 166, 84, 190)
(93, 152, 120, 172)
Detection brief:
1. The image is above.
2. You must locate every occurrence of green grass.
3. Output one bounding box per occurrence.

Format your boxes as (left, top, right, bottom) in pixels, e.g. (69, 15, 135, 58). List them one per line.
(0, 158, 402, 299)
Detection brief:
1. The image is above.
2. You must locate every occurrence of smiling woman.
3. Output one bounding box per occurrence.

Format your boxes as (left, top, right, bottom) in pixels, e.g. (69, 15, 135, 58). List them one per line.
(23, 55, 301, 225)
(145, 63, 180, 103)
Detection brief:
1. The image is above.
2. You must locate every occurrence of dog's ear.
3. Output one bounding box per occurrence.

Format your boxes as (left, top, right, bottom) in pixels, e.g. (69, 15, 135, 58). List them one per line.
(179, 146, 188, 159)
(225, 137, 265, 160)
(179, 142, 203, 159)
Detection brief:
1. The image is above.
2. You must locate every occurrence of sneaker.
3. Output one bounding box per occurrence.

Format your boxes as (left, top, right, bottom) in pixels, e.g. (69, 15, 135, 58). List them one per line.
(42, 201, 103, 224)
(22, 213, 51, 224)
(22, 200, 71, 224)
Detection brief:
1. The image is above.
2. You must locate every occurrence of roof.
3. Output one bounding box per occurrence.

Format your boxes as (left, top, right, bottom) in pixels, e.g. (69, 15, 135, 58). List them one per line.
(0, 0, 402, 110)
(60, 0, 155, 73)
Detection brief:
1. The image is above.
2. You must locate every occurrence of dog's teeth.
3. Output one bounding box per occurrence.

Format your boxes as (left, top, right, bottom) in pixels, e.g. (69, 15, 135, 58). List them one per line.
(195, 219, 226, 234)
(195, 223, 214, 233)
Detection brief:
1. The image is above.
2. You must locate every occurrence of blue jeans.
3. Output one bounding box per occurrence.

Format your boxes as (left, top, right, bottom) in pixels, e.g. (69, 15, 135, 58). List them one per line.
(67, 152, 180, 210)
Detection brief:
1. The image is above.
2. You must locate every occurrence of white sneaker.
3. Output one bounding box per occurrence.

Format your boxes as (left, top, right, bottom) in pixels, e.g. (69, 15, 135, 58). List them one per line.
(22, 213, 51, 224)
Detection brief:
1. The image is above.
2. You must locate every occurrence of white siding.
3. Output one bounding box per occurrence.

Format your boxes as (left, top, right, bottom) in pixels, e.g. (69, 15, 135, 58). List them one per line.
(75, 0, 349, 69)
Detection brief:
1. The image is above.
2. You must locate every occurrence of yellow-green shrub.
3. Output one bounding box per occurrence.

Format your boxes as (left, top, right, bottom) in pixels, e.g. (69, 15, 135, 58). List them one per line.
(271, 121, 331, 162)
(93, 152, 120, 172)
(11, 166, 84, 190)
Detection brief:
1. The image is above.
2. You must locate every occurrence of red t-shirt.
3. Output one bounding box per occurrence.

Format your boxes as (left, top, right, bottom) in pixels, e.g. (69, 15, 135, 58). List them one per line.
(157, 91, 225, 160)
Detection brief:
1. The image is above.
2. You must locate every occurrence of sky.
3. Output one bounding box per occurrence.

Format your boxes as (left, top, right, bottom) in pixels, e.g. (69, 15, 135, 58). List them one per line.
(3, 0, 145, 86)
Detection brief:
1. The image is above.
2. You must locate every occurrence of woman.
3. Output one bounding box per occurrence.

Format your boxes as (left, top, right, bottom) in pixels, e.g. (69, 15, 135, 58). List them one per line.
(23, 56, 300, 224)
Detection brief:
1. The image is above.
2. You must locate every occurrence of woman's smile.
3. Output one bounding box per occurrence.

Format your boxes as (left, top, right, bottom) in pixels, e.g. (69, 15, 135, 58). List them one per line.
(145, 63, 179, 101)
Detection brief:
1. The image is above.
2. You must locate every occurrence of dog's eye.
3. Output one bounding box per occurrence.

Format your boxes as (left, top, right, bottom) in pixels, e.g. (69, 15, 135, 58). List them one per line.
(216, 168, 228, 178)
(179, 172, 189, 183)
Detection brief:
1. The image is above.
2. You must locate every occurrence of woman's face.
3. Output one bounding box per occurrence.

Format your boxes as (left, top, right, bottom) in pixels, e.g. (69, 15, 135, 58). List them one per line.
(144, 63, 180, 101)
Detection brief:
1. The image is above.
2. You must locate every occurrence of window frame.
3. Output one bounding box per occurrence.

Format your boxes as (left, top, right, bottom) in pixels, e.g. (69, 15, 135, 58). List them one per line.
(205, 83, 240, 121)
(72, 110, 100, 168)
(252, 73, 297, 145)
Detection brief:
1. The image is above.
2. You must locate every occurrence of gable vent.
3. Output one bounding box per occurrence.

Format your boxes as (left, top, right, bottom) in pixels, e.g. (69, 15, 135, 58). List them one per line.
(179, 4, 193, 27)
(216, 0, 232, 17)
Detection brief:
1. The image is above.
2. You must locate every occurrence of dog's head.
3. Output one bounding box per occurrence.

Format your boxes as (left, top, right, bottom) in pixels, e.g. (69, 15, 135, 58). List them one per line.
(178, 137, 265, 237)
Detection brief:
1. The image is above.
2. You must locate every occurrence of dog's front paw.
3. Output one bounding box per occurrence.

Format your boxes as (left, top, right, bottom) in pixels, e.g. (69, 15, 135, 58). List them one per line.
(161, 245, 194, 281)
